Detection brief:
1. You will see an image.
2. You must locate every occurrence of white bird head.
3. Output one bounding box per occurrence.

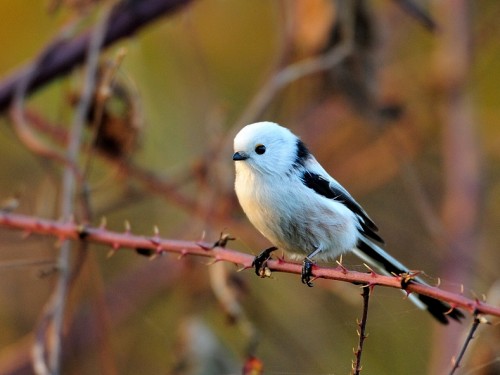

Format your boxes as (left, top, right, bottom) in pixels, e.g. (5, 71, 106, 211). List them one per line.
(233, 122, 308, 175)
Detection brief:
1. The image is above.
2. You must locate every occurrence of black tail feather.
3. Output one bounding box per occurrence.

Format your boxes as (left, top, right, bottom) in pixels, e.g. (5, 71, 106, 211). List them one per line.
(417, 294, 465, 325)
(355, 239, 464, 324)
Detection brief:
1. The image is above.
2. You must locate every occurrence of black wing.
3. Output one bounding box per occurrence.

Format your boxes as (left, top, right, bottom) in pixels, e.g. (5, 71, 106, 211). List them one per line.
(300, 171, 384, 244)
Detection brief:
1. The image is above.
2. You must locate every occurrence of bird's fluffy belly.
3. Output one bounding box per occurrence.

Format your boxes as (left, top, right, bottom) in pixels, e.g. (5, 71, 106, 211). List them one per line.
(239, 182, 358, 261)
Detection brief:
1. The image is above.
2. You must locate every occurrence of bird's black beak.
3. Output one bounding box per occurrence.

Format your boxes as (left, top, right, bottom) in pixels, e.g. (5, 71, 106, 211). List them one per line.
(232, 151, 249, 161)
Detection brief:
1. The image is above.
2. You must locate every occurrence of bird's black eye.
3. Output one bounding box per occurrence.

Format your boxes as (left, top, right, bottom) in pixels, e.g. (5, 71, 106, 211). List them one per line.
(255, 144, 266, 155)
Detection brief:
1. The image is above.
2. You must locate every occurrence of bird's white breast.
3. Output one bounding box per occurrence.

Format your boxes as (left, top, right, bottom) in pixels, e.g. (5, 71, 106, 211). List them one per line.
(234, 164, 359, 260)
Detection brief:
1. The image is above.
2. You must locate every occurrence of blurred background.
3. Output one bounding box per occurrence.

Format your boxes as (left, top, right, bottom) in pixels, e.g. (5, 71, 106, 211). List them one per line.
(0, 0, 499, 374)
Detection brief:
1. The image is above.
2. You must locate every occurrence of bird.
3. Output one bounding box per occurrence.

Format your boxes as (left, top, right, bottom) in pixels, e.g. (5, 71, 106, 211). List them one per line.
(232, 121, 464, 324)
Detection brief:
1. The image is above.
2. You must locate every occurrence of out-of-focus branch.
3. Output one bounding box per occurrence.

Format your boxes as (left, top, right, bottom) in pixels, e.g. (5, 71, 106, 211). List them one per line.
(1, 211, 499, 318)
(20, 108, 203, 217)
(0, 0, 195, 113)
(215, 3, 354, 178)
(233, 7, 353, 130)
(431, 1, 481, 373)
(33, 6, 111, 375)
(392, 0, 436, 31)
(0, 256, 185, 375)
(208, 261, 259, 356)
(9, 68, 80, 178)
(17, 108, 255, 240)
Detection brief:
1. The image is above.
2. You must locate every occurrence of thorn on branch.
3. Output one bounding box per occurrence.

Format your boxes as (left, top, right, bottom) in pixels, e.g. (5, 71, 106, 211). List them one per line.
(444, 303, 460, 316)
(177, 248, 188, 260)
(362, 263, 378, 279)
(107, 242, 120, 258)
(336, 258, 348, 274)
(99, 216, 107, 229)
(148, 227, 165, 255)
(237, 264, 254, 272)
(196, 243, 210, 250)
(124, 220, 131, 234)
(206, 256, 223, 266)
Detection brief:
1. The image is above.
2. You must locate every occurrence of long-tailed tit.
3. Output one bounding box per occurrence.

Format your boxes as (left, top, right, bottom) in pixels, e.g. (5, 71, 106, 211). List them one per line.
(233, 121, 463, 324)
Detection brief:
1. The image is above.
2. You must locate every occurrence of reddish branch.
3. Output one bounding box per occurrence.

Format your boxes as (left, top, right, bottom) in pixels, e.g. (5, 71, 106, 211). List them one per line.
(1, 211, 499, 318)
(0, 0, 194, 112)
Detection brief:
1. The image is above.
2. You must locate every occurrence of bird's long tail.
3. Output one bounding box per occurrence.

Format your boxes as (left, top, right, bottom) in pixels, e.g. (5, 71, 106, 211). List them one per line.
(353, 237, 464, 324)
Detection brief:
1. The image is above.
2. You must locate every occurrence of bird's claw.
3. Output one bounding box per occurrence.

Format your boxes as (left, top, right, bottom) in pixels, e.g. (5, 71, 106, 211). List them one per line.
(398, 270, 421, 289)
(301, 258, 315, 287)
(252, 246, 278, 277)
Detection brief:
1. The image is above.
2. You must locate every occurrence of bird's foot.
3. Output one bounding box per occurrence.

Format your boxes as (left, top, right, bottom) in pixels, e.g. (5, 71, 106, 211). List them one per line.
(398, 270, 421, 289)
(252, 246, 278, 278)
(301, 257, 315, 287)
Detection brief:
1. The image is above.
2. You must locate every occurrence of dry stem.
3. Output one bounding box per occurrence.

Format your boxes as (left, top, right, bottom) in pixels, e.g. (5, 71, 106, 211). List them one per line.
(352, 286, 371, 375)
(1, 211, 499, 319)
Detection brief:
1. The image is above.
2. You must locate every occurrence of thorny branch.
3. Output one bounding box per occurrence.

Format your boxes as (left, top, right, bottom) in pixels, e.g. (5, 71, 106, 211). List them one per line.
(32, 6, 111, 375)
(0, 1, 485, 374)
(1, 211, 499, 319)
(220, 1, 354, 151)
(448, 313, 486, 375)
(352, 286, 371, 375)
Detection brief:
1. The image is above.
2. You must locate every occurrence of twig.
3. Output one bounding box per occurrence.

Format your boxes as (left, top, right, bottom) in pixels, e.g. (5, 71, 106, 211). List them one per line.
(448, 313, 484, 375)
(392, 0, 437, 31)
(18, 109, 205, 219)
(232, 8, 353, 130)
(352, 286, 371, 375)
(0, 0, 194, 113)
(431, 0, 479, 372)
(33, 7, 111, 375)
(9, 56, 81, 179)
(209, 262, 259, 356)
(16, 109, 256, 239)
(1, 211, 500, 319)
(0, 255, 185, 375)
(0, 258, 56, 270)
(214, 5, 354, 187)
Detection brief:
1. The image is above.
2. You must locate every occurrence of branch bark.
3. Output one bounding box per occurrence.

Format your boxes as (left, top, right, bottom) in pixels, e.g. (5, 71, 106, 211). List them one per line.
(0, 0, 194, 113)
(1, 211, 499, 319)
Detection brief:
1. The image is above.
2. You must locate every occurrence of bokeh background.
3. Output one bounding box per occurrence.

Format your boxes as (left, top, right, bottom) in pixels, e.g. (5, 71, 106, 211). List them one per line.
(0, 1, 499, 374)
